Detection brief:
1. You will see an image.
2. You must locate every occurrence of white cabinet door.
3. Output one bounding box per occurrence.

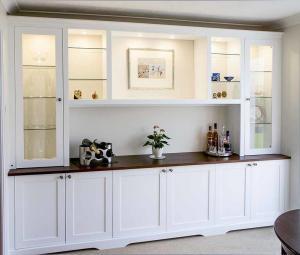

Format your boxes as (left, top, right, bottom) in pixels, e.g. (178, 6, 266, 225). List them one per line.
(15, 174, 65, 249)
(66, 172, 113, 243)
(166, 165, 215, 231)
(250, 161, 281, 221)
(244, 39, 281, 155)
(215, 163, 250, 224)
(15, 27, 64, 168)
(113, 168, 167, 238)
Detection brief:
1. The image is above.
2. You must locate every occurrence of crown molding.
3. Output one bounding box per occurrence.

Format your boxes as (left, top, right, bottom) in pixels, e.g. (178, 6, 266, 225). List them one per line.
(1, 0, 19, 13)
(10, 8, 278, 31)
(268, 13, 300, 31)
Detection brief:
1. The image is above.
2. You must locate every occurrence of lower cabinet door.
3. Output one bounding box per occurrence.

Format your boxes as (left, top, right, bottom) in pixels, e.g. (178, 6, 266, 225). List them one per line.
(250, 161, 281, 221)
(15, 174, 66, 249)
(215, 163, 250, 224)
(166, 165, 215, 231)
(113, 168, 167, 238)
(66, 172, 113, 243)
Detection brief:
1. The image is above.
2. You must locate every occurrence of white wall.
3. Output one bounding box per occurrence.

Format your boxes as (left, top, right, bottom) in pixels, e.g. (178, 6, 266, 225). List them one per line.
(282, 24, 300, 209)
(69, 106, 228, 157)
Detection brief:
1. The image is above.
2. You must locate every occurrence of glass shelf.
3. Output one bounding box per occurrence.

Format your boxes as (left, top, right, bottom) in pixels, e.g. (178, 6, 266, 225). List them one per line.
(69, 78, 107, 81)
(23, 65, 56, 68)
(251, 70, 272, 73)
(251, 96, 272, 99)
(250, 122, 272, 125)
(24, 96, 56, 99)
(211, 81, 241, 83)
(68, 46, 106, 50)
(211, 52, 240, 56)
(24, 127, 56, 130)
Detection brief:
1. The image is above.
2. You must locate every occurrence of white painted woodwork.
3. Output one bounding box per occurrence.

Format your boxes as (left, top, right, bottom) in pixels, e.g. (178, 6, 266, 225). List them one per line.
(215, 163, 250, 224)
(244, 39, 281, 155)
(15, 27, 64, 168)
(11, 160, 290, 254)
(66, 172, 113, 243)
(166, 165, 214, 231)
(250, 160, 281, 220)
(113, 168, 167, 238)
(15, 174, 66, 249)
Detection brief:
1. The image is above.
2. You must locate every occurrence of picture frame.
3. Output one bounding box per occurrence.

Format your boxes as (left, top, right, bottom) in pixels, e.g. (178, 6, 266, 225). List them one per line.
(128, 48, 174, 90)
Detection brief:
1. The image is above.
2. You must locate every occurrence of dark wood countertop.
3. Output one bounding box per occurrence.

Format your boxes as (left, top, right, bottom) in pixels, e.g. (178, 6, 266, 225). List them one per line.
(8, 152, 291, 176)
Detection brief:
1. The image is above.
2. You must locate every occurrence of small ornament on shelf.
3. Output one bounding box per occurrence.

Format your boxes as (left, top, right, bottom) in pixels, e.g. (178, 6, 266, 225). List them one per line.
(92, 91, 98, 99)
(74, 89, 82, 100)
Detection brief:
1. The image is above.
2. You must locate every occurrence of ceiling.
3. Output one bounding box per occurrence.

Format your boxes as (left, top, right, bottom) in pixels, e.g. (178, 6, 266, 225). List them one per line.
(3, 0, 300, 30)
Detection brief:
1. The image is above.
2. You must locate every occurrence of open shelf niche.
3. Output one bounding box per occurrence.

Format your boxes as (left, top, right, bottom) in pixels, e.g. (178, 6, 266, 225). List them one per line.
(111, 31, 209, 101)
(210, 37, 241, 100)
(68, 29, 107, 101)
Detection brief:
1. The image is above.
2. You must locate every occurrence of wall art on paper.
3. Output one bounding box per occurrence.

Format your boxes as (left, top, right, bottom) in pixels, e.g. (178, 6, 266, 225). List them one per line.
(128, 48, 174, 89)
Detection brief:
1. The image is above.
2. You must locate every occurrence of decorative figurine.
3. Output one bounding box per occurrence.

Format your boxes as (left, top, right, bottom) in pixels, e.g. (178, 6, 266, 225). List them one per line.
(217, 92, 222, 98)
(212, 93, 217, 99)
(92, 91, 98, 99)
(222, 91, 227, 98)
(74, 89, 82, 99)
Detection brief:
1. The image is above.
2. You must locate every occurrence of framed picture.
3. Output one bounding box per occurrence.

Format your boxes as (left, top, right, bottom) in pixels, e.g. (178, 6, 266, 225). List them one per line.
(128, 48, 174, 89)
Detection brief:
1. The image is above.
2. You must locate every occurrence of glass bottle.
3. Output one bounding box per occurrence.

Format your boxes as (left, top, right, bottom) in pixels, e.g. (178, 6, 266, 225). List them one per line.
(224, 130, 232, 153)
(218, 125, 226, 155)
(207, 125, 213, 152)
(212, 123, 218, 153)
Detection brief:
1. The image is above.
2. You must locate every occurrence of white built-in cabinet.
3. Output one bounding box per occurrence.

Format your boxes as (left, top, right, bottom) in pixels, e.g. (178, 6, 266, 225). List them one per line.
(11, 160, 289, 254)
(11, 22, 284, 169)
(14, 172, 113, 250)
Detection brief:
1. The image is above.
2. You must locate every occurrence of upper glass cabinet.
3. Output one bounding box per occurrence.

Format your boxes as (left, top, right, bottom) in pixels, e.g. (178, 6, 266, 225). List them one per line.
(210, 37, 241, 100)
(68, 29, 107, 101)
(245, 39, 280, 155)
(16, 28, 63, 167)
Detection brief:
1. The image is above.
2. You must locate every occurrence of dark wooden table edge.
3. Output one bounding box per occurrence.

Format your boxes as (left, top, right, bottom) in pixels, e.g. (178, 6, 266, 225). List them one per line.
(274, 210, 300, 255)
(8, 152, 291, 176)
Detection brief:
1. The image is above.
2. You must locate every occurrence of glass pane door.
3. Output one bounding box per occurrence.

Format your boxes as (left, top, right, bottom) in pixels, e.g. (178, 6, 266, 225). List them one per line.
(249, 45, 273, 149)
(22, 34, 57, 160)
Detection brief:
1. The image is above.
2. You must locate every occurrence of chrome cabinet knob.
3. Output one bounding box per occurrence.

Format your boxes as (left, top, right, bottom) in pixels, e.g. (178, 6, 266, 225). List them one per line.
(161, 169, 167, 173)
(253, 163, 257, 166)
(246, 98, 251, 101)
(67, 175, 72, 179)
(59, 175, 64, 179)
(57, 98, 62, 102)
(169, 169, 173, 172)
(247, 163, 252, 167)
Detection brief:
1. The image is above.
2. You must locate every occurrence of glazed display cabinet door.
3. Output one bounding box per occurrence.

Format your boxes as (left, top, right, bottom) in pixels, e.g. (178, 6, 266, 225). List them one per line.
(15, 27, 64, 167)
(166, 165, 214, 231)
(66, 172, 113, 243)
(245, 39, 281, 155)
(113, 168, 167, 238)
(15, 174, 65, 249)
(250, 161, 281, 221)
(215, 163, 250, 224)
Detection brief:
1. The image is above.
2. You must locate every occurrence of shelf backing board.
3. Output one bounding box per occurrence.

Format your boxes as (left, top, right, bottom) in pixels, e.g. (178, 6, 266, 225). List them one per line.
(210, 37, 241, 100)
(68, 29, 107, 100)
(111, 30, 208, 100)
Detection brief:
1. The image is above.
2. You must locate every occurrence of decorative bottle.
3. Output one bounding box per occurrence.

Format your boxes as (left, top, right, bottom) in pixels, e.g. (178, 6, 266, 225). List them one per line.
(207, 125, 213, 152)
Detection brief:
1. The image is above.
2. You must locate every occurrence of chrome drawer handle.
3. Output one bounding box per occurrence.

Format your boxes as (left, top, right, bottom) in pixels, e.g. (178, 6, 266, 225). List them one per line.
(161, 169, 167, 173)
